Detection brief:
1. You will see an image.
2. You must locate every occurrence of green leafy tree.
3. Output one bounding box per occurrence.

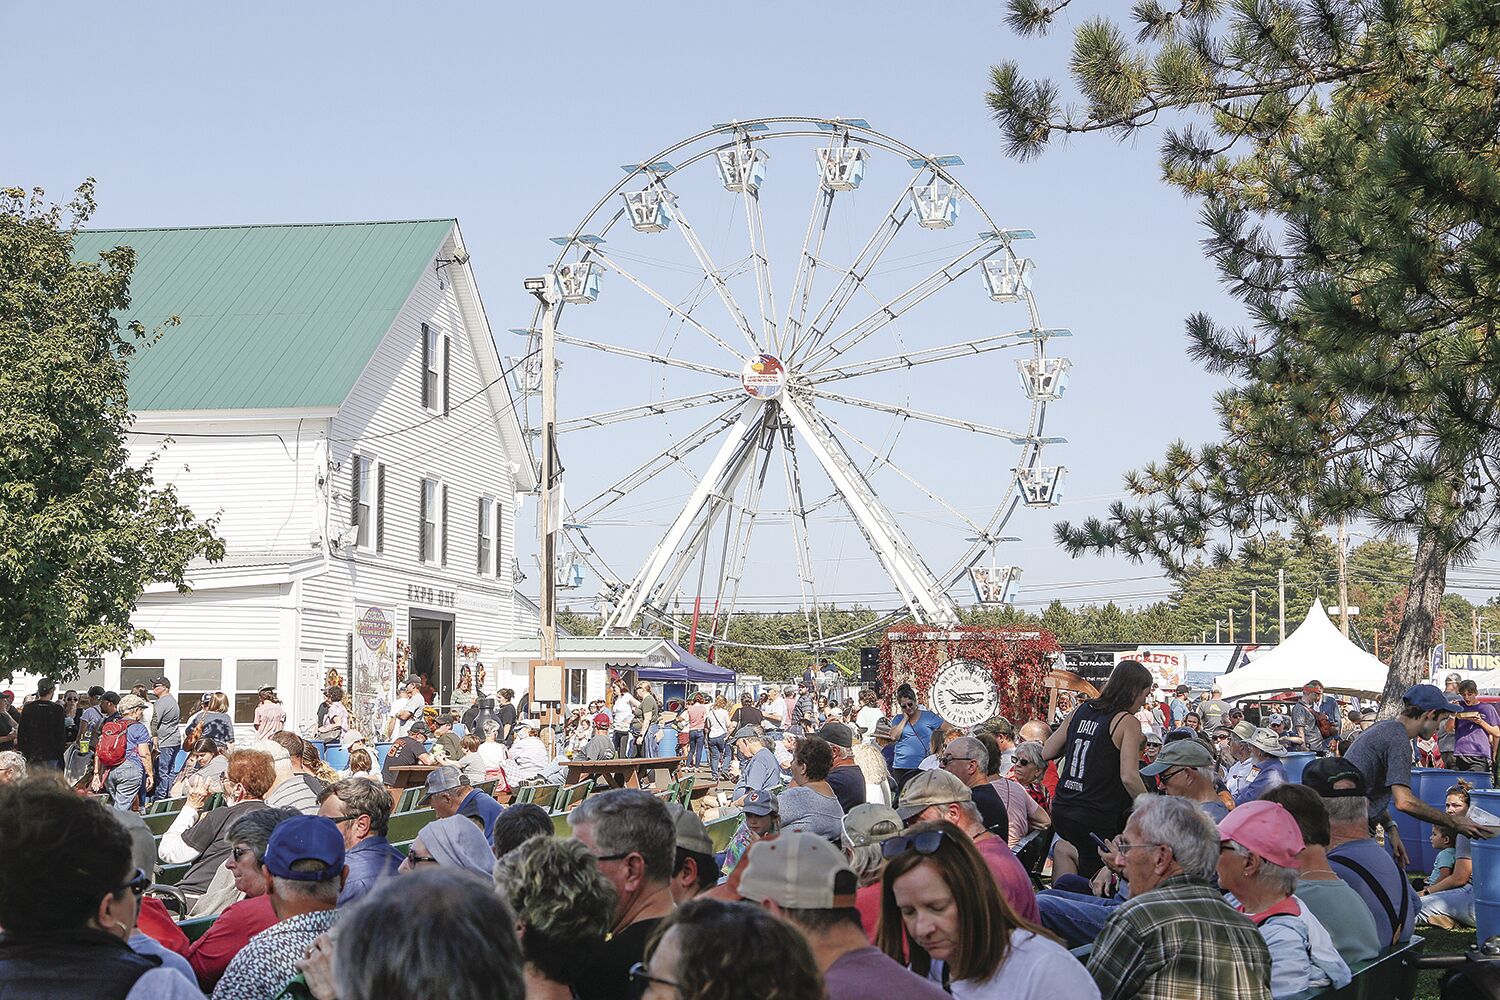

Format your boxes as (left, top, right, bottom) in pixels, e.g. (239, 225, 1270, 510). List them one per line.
(987, 1, 1500, 708)
(0, 182, 223, 682)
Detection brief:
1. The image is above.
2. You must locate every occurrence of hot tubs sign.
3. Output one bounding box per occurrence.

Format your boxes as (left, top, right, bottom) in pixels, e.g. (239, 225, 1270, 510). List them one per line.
(930, 658, 999, 728)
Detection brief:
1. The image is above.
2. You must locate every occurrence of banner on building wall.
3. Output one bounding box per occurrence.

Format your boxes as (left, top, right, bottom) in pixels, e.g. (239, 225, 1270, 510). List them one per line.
(1115, 649, 1187, 691)
(352, 604, 396, 740)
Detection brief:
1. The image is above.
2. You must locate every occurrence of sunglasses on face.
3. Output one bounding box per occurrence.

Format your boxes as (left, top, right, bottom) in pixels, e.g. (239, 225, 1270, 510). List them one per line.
(881, 828, 949, 859)
(230, 846, 258, 862)
(117, 868, 151, 897)
(629, 962, 683, 991)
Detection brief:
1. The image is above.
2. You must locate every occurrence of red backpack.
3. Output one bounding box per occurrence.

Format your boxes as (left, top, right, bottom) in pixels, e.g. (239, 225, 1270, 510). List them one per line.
(96, 718, 132, 769)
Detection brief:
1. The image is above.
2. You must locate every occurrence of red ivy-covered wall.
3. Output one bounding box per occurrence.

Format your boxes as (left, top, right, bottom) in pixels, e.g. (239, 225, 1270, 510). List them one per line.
(878, 626, 1059, 724)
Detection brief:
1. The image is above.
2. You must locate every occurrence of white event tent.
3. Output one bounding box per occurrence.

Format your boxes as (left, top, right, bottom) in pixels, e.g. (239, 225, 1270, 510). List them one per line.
(1218, 598, 1391, 700)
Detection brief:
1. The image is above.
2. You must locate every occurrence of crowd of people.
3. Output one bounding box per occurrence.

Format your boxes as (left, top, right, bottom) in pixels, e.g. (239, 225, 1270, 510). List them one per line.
(0, 661, 1494, 999)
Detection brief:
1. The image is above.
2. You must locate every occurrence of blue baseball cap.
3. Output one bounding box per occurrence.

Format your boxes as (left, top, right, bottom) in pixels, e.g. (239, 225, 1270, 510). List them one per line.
(262, 816, 345, 881)
(743, 788, 778, 816)
(1404, 684, 1460, 714)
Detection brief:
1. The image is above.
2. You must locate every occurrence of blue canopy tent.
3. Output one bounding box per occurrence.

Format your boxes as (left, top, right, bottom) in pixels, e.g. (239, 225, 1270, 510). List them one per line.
(637, 641, 736, 683)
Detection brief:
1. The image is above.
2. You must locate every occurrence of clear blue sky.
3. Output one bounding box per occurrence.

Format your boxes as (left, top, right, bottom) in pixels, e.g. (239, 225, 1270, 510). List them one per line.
(10, 2, 1484, 615)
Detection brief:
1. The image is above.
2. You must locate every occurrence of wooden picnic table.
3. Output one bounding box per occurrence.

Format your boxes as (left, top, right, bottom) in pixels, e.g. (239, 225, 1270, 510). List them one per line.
(384, 764, 440, 808)
(563, 756, 680, 790)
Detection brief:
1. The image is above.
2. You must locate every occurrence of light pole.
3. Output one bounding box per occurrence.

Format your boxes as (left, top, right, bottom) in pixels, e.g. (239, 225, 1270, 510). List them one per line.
(524, 275, 561, 691)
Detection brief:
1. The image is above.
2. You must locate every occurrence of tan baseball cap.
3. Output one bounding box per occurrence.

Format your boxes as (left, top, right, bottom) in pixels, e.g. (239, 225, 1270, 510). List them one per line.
(738, 832, 858, 909)
(895, 768, 972, 822)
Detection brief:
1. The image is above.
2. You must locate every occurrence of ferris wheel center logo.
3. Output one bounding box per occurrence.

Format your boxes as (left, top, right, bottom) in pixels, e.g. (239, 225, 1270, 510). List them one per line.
(741, 354, 787, 398)
(356, 606, 394, 650)
(930, 659, 999, 728)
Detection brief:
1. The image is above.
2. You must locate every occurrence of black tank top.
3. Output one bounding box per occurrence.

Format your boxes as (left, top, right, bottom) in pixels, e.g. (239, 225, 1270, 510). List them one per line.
(1053, 702, 1133, 818)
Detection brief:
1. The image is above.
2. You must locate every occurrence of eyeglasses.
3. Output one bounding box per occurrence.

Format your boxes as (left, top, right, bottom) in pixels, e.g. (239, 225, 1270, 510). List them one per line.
(1113, 840, 1165, 854)
(230, 846, 259, 862)
(1157, 767, 1187, 784)
(938, 755, 976, 767)
(405, 852, 438, 865)
(326, 814, 363, 825)
(881, 828, 949, 859)
(594, 850, 637, 863)
(117, 868, 151, 897)
(629, 962, 683, 992)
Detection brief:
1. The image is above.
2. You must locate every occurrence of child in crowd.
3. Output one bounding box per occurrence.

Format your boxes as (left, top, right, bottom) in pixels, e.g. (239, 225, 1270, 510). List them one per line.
(1427, 826, 1457, 890)
(1418, 780, 1476, 929)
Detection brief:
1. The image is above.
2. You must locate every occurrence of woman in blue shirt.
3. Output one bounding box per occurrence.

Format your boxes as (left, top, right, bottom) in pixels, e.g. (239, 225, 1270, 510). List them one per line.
(888, 683, 948, 794)
(92, 693, 155, 810)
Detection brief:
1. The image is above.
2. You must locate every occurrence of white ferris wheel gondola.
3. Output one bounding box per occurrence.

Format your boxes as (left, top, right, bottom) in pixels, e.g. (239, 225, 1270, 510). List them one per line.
(518, 117, 1076, 651)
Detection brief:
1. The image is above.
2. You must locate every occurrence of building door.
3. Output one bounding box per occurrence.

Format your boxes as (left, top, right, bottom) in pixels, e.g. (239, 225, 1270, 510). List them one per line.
(298, 649, 323, 733)
(408, 610, 455, 707)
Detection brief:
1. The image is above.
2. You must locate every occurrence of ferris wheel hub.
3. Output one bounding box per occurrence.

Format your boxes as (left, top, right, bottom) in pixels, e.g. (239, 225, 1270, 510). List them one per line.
(740, 353, 788, 399)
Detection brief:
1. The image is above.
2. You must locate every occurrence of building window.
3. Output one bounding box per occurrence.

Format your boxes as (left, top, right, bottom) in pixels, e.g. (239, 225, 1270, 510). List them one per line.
(352, 455, 374, 549)
(120, 659, 164, 696)
(74, 657, 105, 692)
(178, 657, 223, 715)
(421, 478, 446, 565)
(421, 323, 448, 414)
(233, 658, 278, 724)
(477, 498, 493, 575)
(565, 667, 588, 707)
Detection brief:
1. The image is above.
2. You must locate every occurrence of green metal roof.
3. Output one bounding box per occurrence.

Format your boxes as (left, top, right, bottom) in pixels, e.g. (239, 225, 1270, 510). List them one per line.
(71, 220, 454, 411)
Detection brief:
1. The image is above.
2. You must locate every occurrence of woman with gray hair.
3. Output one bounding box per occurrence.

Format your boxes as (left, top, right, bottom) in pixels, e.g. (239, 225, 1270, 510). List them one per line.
(494, 835, 617, 998)
(477, 717, 509, 780)
(0, 751, 25, 785)
(306, 868, 524, 1000)
(992, 740, 1051, 849)
(1217, 800, 1350, 998)
(399, 814, 495, 878)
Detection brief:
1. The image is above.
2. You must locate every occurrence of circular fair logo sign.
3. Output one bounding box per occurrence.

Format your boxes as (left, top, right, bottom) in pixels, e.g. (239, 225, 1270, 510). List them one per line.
(930, 659, 999, 728)
(741, 354, 787, 398)
(356, 606, 393, 650)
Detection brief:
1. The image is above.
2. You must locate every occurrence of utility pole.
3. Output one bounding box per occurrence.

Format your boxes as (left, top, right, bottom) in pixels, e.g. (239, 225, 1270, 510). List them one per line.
(1475, 607, 1482, 654)
(1229, 608, 1236, 644)
(525, 275, 562, 714)
(1251, 589, 1258, 644)
(1216, 620, 1222, 643)
(1278, 568, 1286, 643)
(1337, 522, 1350, 637)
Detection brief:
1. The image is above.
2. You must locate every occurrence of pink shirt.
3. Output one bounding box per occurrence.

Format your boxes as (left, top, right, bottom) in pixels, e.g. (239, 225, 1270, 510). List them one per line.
(686, 703, 708, 732)
(253, 701, 286, 739)
(974, 832, 1041, 925)
(991, 777, 1048, 849)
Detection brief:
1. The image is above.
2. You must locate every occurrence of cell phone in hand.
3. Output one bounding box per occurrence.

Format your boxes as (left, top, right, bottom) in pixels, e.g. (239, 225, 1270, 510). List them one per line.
(1090, 832, 1114, 854)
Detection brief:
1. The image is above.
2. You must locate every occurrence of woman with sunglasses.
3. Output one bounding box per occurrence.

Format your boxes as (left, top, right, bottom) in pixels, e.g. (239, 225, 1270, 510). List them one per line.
(398, 815, 494, 877)
(635, 897, 825, 1000)
(880, 821, 1099, 999)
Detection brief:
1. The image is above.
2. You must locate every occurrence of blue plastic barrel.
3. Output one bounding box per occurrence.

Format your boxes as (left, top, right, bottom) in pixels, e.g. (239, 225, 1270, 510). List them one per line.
(1282, 752, 1316, 784)
(1469, 789, 1500, 945)
(375, 742, 393, 768)
(1410, 770, 1493, 876)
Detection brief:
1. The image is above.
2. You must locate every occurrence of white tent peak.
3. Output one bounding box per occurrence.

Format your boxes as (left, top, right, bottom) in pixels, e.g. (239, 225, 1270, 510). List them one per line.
(1218, 596, 1390, 700)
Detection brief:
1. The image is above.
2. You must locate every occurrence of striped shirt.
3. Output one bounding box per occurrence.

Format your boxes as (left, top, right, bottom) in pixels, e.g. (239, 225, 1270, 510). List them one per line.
(1088, 874, 1273, 1000)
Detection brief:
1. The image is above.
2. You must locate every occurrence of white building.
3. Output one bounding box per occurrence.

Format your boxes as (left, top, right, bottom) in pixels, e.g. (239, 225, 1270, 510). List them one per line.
(67, 219, 536, 732)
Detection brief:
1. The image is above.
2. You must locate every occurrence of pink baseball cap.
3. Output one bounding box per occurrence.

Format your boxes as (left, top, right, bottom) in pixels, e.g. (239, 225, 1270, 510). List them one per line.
(1218, 800, 1305, 869)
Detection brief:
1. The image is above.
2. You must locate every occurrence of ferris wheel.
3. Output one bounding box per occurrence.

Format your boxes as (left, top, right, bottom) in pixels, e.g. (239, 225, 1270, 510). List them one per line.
(514, 116, 1072, 651)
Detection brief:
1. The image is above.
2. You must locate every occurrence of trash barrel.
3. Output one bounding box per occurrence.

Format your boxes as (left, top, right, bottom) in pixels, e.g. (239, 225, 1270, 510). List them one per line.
(1467, 789, 1500, 946)
(1282, 752, 1317, 784)
(1411, 770, 1494, 876)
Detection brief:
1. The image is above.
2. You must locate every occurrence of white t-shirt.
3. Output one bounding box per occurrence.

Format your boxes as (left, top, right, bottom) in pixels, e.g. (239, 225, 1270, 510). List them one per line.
(951, 930, 1101, 1000)
(478, 741, 509, 774)
(708, 707, 730, 739)
(390, 694, 425, 738)
(612, 693, 639, 732)
(856, 706, 884, 742)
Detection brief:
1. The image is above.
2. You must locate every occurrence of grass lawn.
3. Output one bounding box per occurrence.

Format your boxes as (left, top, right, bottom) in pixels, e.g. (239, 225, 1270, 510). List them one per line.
(1415, 926, 1475, 1000)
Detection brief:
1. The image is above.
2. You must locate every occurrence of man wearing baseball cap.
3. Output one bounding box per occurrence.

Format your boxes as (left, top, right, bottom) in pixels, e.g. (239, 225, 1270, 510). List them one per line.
(1233, 727, 1289, 805)
(739, 832, 948, 1000)
(582, 711, 617, 761)
(1223, 720, 1258, 801)
(380, 718, 435, 788)
(667, 804, 719, 903)
(1346, 684, 1491, 868)
(1140, 738, 1229, 821)
(731, 726, 780, 805)
(1303, 757, 1416, 947)
(422, 764, 503, 843)
(818, 722, 867, 813)
(212, 815, 345, 1000)
(1218, 801, 1351, 997)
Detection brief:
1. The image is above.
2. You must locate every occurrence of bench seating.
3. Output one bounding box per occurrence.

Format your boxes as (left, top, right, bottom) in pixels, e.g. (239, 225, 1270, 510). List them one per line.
(385, 808, 437, 845)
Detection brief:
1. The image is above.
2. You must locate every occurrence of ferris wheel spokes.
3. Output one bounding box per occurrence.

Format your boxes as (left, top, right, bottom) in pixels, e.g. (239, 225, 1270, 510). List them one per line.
(556, 387, 746, 434)
(778, 422, 824, 645)
(804, 328, 1043, 385)
(660, 194, 762, 355)
(588, 249, 749, 362)
(740, 187, 779, 352)
(788, 167, 928, 362)
(779, 178, 836, 358)
(571, 401, 750, 523)
(552, 332, 739, 380)
(797, 237, 1006, 372)
(779, 393, 959, 626)
(603, 400, 769, 631)
(711, 427, 779, 633)
(802, 386, 1038, 443)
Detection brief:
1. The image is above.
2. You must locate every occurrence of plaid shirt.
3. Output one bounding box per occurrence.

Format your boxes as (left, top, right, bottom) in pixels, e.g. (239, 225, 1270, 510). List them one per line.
(1088, 874, 1272, 1000)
